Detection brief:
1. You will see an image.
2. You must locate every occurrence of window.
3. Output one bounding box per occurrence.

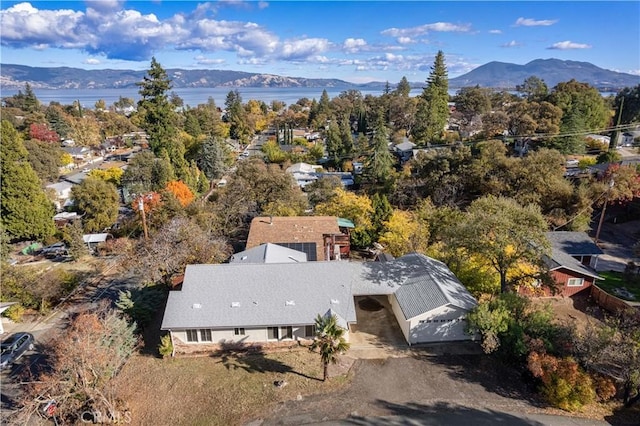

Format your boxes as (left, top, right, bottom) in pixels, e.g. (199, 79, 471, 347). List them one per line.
(186, 329, 199, 342)
(267, 327, 279, 340)
(304, 325, 315, 337)
(567, 277, 585, 287)
(200, 329, 212, 342)
(234, 328, 245, 336)
(281, 326, 293, 340)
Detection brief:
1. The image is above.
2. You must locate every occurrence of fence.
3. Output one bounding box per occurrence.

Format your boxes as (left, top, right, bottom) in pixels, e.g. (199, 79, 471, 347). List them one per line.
(590, 284, 635, 314)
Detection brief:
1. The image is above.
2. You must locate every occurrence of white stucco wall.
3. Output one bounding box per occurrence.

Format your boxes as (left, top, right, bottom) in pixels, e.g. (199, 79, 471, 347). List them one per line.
(170, 324, 317, 345)
(390, 297, 474, 344)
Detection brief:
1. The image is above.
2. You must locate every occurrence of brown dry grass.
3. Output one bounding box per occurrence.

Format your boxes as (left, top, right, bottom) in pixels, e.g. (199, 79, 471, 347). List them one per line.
(113, 349, 353, 426)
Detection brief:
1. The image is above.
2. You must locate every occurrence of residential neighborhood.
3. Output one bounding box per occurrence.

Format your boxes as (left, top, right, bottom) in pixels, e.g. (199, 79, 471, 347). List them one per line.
(1, 54, 640, 425)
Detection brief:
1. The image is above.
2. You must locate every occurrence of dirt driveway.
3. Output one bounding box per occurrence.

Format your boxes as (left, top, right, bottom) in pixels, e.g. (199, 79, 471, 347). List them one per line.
(256, 353, 589, 425)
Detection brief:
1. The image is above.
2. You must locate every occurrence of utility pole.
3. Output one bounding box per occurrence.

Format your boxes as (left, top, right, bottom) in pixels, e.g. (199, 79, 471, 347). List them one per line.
(595, 179, 615, 245)
(138, 197, 149, 240)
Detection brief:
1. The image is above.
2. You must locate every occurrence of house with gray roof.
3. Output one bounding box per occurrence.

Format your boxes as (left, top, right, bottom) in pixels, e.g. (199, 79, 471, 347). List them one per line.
(161, 253, 478, 352)
(520, 231, 602, 297)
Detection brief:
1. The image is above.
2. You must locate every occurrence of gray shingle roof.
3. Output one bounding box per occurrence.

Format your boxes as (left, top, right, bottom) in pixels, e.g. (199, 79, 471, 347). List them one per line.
(229, 243, 307, 264)
(546, 232, 603, 256)
(161, 253, 478, 330)
(161, 262, 359, 330)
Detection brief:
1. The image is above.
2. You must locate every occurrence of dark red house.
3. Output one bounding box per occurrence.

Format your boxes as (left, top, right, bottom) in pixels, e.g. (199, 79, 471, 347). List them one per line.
(541, 232, 603, 297)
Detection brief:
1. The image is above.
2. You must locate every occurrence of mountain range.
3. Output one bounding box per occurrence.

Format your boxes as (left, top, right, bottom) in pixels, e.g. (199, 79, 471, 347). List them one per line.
(1, 58, 638, 92)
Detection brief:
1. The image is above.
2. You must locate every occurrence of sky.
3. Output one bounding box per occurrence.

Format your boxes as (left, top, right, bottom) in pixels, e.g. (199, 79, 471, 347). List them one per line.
(1, 1, 639, 84)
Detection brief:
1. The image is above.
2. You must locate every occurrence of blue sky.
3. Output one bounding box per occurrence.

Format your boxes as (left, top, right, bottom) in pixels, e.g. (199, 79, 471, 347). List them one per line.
(1, 1, 638, 84)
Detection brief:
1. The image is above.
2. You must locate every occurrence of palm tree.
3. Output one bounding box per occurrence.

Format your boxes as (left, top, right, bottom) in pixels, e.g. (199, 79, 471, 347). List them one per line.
(310, 313, 350, 381)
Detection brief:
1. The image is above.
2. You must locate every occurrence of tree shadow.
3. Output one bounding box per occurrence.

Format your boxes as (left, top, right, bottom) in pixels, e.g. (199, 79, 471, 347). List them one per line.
(210, 341, 322, 381)
(412, 352, 546, 408)
(605, 402, 640, 425)
(345, 401, 546, 425)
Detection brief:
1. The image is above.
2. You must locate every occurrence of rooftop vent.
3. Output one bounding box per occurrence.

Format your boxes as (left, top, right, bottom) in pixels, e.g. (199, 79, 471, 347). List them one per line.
(330, 299, 340, 305)
(241, 256, 248, 260)
(231, 302, 240, 308)
(192, 303, 201, 309)
(285, 300, 295, 306)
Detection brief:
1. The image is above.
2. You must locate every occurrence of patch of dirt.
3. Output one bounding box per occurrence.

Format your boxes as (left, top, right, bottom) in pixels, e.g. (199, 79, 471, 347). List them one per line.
(358, 297, 383, 312)
(532, 292, 605, 332)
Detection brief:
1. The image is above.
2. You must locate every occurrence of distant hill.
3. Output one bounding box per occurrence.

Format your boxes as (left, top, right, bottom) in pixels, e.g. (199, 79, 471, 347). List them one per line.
(449, 58, 640, 91)
(1, 59, 638, 92)
(0, 64, 357, 90)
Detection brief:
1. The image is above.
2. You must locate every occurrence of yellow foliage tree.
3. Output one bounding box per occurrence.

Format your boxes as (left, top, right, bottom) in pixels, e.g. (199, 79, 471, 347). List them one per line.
(165, 180, 194, 207)
(378, 210, 425, 257)
(88, 167, 124, 185)
(315, 188, 373, 229)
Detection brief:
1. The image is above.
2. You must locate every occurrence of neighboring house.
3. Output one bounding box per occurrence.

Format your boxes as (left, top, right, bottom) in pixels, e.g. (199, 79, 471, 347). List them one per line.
(285, 163, 354, 188)
(393, 139, 416, 164)
(619, 130, 640, 147)
(46, 181, 74, 211)
(161, 253, 478, 353)
(521, 231, 603, 297)
(53, 212, 80, 227)
(82, 233, 111, 252)
(245, 216, 351, 261)
(62, 146, 92, 162)
(229, 243, 307, 264)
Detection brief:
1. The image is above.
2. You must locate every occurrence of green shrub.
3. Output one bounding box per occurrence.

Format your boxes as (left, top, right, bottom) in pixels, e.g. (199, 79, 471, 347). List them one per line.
(158, 334, 173, 358)
(3, 304, 25, 322)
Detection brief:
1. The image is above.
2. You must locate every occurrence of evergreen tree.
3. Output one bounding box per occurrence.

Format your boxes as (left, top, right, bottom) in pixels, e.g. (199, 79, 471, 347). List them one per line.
(224, 90, 251, 144)
(371, 193, 393, 237)
(364, 112, 395, 187)
(395, 76, 412, 97)
(0, 120, 55, 242)
(412, 50, 449, 144)
(339, 116, 354, 157)
(198, 137, 228, 186)
(137, 57, 186, 177)
(23, 83, 40, 113)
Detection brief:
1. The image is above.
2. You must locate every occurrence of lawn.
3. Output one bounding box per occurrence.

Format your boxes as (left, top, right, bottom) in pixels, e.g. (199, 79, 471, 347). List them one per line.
(113, 349, 353, 426)
(596, 271, 640, 301)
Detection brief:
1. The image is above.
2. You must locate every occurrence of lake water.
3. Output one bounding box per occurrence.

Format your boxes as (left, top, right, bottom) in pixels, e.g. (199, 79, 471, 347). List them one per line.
(0, 87, 414, 109)
(1, 86, 617, 109)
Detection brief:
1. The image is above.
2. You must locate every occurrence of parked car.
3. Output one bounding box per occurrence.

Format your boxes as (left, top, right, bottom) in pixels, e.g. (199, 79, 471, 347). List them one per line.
(0, 332, 35, 369)
(40, 242, 68, 258)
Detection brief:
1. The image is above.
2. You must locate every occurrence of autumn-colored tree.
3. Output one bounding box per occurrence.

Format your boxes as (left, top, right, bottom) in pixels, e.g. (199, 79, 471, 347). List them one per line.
(88, 167, 124, 186)
(377, 210, 429, 257)
(15, 304, 137, 424)
(527, 352, 595, 411)
(129, 217, 230, 285)
(315, 188, 373, 230)
(29, 122, 59, 143)
(165, 180, 194, 207)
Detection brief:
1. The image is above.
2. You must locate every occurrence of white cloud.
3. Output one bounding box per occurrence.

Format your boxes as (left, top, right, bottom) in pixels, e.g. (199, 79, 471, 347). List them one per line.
(343, 38, 367, 53)
(83, 58, 101, 65)
(627, 69, 640, 76)
(381, 22, 471, 38)
(397, 37, 414, 44)
(547, 40, 592, 50)
(194, 55, 226, 65)
(258, 2, 269, 10)
(278, 38, 330, 60)
(489, 29, 502, 34)
(501, 40, 521, 48)
(514, 17, 557, 27)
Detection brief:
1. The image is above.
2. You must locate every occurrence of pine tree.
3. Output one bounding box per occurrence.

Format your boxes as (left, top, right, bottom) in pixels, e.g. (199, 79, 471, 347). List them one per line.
(0, 120, 55, 242)
(412, 51, 449, 144)
(364, 112, 395, 187)
(137, 57, 186, 177)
